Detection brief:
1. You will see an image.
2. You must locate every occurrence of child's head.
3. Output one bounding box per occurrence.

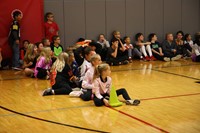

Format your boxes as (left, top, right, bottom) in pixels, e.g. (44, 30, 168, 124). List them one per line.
(35, 42, 44, 53)
(24, 43, 35, 62)
(135, 33, 144, 41)
(38, 47, 52, 64)
(12, 11, 22, 21)
(84, 47, 95, 61)
(45, 12, 54, 22)
(176, 31, 184, 40)
(89, 41, 97, 51)
(113, 31, 121, 39)
(111, 38, 119, 48)
(42, 38, 50, 47)
(23, 40, 30, 49)
(124, 36, 131, 44)
(148, 33, 157, 42)
(52, 35, 60, 44)
(52, 52, 69, 72)
(98, 34, 106, 41)
(166, 33, 174, 41)
(41, 47, 51, 56)
(90, 54, 102, 67)
(184, 34, 192, 41)
(67, 51, 75, 64)
(93, 63, 110, 80)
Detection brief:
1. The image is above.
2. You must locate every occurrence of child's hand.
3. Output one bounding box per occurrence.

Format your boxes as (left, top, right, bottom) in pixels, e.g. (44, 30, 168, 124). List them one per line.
(103, 98, 110, 106)
(71, 76, 78, 82)
(16, 40, 20, 44)
(29, 62, 33, 66)
(160, 53, 164, 56)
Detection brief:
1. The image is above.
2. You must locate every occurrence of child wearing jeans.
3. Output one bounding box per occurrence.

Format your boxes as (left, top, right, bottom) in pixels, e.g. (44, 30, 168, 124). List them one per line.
(93, 63, 140, 107)
(123, 36, 143, 61)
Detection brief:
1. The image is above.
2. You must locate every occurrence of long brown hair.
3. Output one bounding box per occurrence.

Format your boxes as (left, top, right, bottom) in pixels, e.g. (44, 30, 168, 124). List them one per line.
(24, 43, 36, 63)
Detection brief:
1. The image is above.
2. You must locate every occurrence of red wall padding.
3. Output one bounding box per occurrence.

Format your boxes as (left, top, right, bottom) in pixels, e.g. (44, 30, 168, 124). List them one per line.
(0, 0, 44, 58)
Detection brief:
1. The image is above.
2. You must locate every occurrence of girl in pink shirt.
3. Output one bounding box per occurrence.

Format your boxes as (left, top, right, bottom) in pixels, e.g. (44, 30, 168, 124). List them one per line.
(93, 63, 140, 106)
(34, 47, 52, 79)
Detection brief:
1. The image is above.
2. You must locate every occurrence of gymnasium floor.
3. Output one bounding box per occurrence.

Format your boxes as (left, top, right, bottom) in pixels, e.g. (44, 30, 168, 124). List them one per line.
(0, 59, 200, 133)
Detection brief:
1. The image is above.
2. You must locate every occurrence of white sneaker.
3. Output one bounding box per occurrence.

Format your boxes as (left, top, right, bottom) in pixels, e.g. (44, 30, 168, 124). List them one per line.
(125, 99, 140, 106)
(72, 87, 81, 91)
(163, 57, 170, 62)
(69, 90, 83, 97)
(171, 55, 182, 61)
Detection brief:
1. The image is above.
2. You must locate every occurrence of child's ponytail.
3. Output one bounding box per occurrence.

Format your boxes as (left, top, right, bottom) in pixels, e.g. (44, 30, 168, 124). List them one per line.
(93, 65, 100, 81)
(93, 63, 110, 81)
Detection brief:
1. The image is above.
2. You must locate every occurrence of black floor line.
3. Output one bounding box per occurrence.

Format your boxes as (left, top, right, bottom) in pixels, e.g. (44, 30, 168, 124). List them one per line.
(0, 106, 110, 133)
(112, 63, 200, 72)
(151, 69, 200, 80)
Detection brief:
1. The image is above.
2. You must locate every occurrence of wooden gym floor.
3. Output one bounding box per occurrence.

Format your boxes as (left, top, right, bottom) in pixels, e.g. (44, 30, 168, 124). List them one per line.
(0, 59, 200, 133)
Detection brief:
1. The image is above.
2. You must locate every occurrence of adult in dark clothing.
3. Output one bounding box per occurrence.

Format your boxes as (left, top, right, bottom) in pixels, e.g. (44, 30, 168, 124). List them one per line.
(162, 33, 182, 61)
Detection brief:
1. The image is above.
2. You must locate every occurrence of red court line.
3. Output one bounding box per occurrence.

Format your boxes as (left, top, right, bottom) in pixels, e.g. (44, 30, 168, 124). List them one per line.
(140, 92, 200, 101)
(107, 106, 169, 133)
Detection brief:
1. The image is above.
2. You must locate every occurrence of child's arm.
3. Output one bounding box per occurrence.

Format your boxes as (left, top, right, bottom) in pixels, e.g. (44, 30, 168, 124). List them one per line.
(110, 43, 118, 58)
(35, 57, 45, 69)
(159, 47, 164, 56)
(118, 39, 126, 52)
(94, 80, 109, 106)
(152, 49, 160, 55)
(82, 70, 93, 89)
(136, 42, 151, 46)
(23, 60, 33, 68)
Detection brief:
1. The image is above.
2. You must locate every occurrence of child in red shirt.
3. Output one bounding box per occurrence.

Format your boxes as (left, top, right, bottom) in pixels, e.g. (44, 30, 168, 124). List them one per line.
(44, 12, 59, 42)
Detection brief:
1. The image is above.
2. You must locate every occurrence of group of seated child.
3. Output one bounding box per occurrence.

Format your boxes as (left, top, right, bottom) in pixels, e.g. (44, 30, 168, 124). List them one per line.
(1, 30, 200, 107)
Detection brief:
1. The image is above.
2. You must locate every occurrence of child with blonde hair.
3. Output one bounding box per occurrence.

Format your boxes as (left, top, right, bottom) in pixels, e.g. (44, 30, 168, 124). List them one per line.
(79, 54, 102, 101)
(69, 54, 102, 99)
(34, 47, 52, 79)
(93, 63, 140, 106)
(43, 52, 78, 96)
(23, 44, 38, 77)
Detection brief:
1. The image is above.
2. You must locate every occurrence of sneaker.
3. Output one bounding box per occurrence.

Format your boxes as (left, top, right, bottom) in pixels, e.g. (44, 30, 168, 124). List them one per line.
(141, 57, 146, 61)
(150, 56, 156, 61)
(42, 88, 53, 96)
(69, 90, 83, 97)
(12, 67, 23, 71)
(163, 57, 170, 62)
(125, 99, 140, 106)
(123, 60, 129, 65)
(72, 87, 81, 91)
(171, 55, 182, 61)
(145, 56, 150, 61)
